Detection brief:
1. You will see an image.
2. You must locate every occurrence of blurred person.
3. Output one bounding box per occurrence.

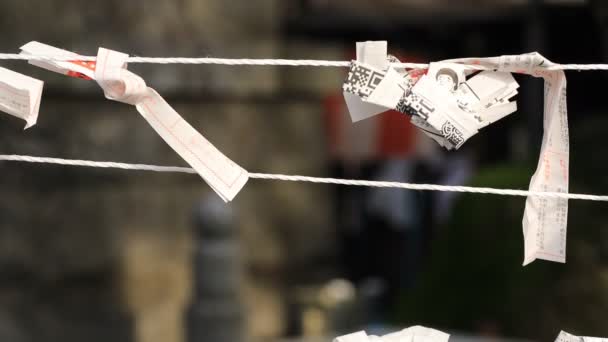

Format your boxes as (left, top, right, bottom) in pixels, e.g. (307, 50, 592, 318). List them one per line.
(323, 51, 440, 317)
(323, 47, 477, 319)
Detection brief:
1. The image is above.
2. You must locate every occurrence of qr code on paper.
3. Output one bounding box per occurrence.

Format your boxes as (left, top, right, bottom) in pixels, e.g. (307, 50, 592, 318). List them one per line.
(441, 121, 465, 147)
(396, 92, 435, 119)
(343, 63, 384, 98)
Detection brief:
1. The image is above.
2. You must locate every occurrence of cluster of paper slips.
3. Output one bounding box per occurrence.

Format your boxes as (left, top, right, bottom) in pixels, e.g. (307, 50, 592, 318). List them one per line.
(343, 41, 572, 266)
(343, 41, 519, 150)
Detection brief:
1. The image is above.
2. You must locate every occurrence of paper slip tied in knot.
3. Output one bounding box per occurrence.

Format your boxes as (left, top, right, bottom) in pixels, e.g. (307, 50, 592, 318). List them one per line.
(334, 325, 450, 342)
(403, 63, 518, 150)
(95, 48, 148, 105)
(342, 41, 519, 150)
(342, 41, 411, 122)
(20, 41, 248, 202)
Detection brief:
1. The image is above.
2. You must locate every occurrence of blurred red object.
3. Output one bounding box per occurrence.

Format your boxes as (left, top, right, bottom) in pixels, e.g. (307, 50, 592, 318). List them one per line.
(323, 52, 426, 161)
(324, 94, 416, 160)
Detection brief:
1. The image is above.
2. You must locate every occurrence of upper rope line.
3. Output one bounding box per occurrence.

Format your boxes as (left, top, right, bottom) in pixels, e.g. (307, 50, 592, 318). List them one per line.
(1, 53, 608, 70)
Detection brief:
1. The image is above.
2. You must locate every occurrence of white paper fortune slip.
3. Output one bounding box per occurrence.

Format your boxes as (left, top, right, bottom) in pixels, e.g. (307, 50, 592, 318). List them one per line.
(0, 66, 43, 128)
(335, 326, 450, 342)
(449, 52, 569, 265)
(403, 62, 519, 150)
(342, 41, 397, 122)
(556, 331, 608, 342)
(20, 41, 96, 80)
(20, 42, 248, 202)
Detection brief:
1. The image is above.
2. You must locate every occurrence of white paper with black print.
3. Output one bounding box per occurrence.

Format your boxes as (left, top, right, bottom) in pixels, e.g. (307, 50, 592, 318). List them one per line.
(343, 41, 416, 122)
(403, 62, 519, 149)
(343, 54, 518, 150)
(343, 60, 395, 122)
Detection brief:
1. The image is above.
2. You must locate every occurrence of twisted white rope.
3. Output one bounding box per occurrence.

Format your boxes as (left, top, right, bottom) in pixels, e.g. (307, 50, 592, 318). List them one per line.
(1, 154, 606, 201)
(2, 53, 608, 70)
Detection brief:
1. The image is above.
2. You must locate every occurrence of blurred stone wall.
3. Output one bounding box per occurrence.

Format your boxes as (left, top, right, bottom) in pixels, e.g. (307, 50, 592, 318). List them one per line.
(0, 1, 341, 341)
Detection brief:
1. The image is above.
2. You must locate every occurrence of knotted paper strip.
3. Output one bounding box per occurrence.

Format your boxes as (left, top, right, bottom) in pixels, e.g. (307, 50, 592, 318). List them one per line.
(0, 66, 43, 128)
(404, 62, 518, 150)
(556, 331, 608, 342)
(447, 53, 568, 265)
(20, 42, 248, 202)
(335, 326, 450, 342)
(343, 41, 396, 122)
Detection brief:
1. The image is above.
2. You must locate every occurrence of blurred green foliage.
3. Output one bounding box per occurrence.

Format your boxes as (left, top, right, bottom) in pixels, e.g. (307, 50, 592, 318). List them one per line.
(396, 118, 608, 341)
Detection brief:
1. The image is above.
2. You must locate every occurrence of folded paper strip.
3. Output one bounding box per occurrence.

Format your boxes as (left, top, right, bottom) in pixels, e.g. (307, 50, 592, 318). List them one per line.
(0, 66, 43, 128)
(20, 42, 248, 202)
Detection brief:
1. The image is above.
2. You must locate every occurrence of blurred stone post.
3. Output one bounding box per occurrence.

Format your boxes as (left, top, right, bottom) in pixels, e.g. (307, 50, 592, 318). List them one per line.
(188, 195, 244, 342)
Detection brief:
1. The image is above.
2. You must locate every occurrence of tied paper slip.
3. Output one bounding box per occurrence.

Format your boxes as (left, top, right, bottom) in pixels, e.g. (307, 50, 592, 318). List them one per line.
(556, 331, 608, 342)
(343, 62, 408, 109)
(340, 42, 520, 150)
(342, 41, 408, 122)
(335, 326, 450, 342)
(0, 67, 43, 128)
(449, 52, 568, 265)
(20, 41, 96, 80)
(20, 42, 248, 202)
(95, 48, 248, 201)
(401, 62, 519, 150)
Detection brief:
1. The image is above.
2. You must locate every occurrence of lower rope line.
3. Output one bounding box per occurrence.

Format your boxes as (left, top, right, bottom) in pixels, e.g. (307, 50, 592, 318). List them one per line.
(1, 154, 607, 201)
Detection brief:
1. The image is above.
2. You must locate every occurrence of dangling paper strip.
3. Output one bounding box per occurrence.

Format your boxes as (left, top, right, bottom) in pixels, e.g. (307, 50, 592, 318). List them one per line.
(21, 42, 248, 202)
(448, 53, 569, 265)
(0, 67, 43, 128)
